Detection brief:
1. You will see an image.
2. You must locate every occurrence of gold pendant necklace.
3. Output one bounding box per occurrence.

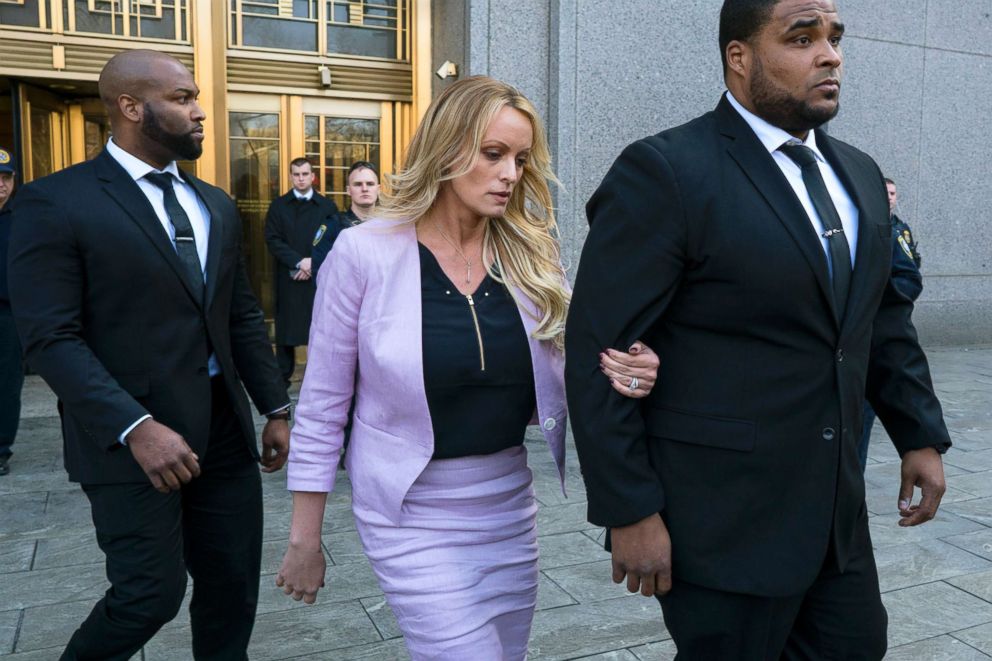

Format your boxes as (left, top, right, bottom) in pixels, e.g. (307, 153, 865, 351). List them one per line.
(432, 221, 479, 285)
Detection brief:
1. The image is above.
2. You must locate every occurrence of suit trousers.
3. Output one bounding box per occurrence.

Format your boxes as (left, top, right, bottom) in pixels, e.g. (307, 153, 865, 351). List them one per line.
(276, 345, 297, 385)
(0, 314, 23, 457)
(658, 509, 887, 660)
(62, 377, 263, 661)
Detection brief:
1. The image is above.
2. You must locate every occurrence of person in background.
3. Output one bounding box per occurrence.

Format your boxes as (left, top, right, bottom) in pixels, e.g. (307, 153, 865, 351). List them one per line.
(886, 177, 922, 268)
(276, 76, 660, 660)
(0, 147, 21, 476)
(859, 178, 924, 469)
(264, 157, 338, 387)
(311, 160, 380, 275)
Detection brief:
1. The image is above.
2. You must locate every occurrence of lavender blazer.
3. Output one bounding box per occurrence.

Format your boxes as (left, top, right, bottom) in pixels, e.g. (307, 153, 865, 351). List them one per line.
(287, 218, 567, 524)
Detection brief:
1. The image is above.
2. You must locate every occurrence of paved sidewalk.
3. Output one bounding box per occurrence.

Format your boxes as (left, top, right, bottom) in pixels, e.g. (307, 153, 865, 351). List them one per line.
(1, 346, 991, 659)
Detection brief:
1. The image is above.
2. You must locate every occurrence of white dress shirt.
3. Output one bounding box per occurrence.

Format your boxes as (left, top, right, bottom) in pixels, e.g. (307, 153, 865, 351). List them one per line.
(726, 91, 859, 275)
(106, 139, 220, 441)
(292, 188, 314, 201)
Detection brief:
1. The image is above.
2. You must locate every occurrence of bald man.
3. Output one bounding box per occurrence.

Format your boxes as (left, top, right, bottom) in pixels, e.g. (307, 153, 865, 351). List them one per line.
(7, 50, 290, 659)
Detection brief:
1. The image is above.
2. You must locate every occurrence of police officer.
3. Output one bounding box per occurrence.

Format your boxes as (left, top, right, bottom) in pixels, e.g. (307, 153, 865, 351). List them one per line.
(0, 147, 22, 475)
(859, 178, 925, 469)
(263, 157, 338, 387)
(311, 160, 380, 275)
(886, 177, 922, 267)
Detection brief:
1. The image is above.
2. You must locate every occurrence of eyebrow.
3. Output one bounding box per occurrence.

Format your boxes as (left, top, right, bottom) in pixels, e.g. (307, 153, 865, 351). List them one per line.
(173, 87, 198, 96)
(787, 16, 845, 34)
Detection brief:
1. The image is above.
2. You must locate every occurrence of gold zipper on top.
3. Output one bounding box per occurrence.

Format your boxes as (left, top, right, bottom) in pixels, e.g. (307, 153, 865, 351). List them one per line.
(465, 294, 486, 371)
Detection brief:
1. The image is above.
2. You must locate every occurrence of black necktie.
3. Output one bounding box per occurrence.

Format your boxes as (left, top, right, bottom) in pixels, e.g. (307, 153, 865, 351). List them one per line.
(144, 172, 205, 304)
(779, 143, 852, 320)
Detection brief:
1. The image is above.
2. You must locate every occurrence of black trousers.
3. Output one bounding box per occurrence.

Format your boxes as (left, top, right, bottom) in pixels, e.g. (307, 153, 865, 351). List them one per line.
(276, 344, 297, 386)
(62, 378, 262, 661)
(659, 511, 887, 660)
(0, 314, 23, 457)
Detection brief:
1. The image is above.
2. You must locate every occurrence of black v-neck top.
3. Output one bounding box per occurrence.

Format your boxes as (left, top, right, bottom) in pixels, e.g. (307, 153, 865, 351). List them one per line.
(418, 243, 536, 459)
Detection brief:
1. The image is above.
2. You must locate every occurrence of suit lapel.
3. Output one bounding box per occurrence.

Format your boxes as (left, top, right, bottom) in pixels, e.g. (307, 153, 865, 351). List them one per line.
(815, 131, 879, 331)
(94, 150, 201, 306)
(717, 98, 839, 327)
(183, 173, 225, 310)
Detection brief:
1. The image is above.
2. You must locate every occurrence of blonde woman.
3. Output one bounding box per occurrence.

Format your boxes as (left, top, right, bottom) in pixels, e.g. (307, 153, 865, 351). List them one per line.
(277, 77, 659, 659)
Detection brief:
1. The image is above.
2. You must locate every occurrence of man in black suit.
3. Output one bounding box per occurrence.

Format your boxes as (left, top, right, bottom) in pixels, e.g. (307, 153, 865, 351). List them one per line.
(263, 157, 338, 387)
(565, 1, 950, 657)
(8, 50, 291, 659)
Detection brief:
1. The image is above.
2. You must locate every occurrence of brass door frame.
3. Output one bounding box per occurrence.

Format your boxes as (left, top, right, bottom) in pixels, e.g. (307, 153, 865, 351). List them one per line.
(18, 83, 68, 181)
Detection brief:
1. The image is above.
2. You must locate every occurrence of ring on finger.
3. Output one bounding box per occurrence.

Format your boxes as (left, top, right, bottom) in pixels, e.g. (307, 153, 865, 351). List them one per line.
(629, 376, 639, 391)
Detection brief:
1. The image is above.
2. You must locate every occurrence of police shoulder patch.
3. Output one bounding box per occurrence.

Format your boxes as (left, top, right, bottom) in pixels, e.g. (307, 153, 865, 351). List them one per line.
(897, 235, 914, 259)
(313, 224, 327, 246)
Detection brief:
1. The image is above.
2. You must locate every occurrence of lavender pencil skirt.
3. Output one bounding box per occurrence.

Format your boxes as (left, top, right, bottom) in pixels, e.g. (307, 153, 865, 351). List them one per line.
(353, 445, 539, 660)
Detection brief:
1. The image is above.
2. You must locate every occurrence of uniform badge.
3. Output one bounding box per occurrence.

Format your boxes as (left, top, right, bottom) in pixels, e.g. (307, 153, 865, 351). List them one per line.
(0, 149, 10, 164)
(313, 224, 326, 246)
(897, 235, 914, 260)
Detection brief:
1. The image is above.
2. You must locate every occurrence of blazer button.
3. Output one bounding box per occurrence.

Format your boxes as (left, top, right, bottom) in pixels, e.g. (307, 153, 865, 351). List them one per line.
(836, 349, 844, 362)
(822, 427, 836, 441)
(543, 417, 557, 431)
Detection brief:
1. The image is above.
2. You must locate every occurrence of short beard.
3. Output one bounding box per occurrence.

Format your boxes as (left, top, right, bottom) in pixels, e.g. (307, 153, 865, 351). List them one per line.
(141, 103, 202, 161)
(749, 57, 839, 134)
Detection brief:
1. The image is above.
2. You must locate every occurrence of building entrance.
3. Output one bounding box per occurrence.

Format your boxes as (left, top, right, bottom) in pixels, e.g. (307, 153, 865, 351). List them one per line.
(228, 94, 386, 324)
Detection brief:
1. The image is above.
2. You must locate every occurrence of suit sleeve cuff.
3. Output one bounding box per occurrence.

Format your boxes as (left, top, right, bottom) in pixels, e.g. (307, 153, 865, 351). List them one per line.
(118, 414, 152, 445)
(263, 403, 291, 417)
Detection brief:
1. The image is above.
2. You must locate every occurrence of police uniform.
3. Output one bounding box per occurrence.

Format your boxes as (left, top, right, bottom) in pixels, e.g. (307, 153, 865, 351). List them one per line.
(0, 147, 22, 474)
(311, 207, 360, 276)
(891, 213, 921, 268)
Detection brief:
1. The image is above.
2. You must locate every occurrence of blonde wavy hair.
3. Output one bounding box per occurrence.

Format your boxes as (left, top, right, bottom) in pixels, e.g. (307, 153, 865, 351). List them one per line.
(380, 76, 569, 349)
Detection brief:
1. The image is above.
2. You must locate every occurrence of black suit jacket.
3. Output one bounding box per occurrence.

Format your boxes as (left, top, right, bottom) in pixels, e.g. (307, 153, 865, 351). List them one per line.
(263, 191, 338, 345)
(565, 96, 950, 597)
(7, 149, 288, 484)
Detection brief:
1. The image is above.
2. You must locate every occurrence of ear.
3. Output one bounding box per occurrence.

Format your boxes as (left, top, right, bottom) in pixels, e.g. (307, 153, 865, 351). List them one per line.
(726, 40, 751, 79)
(118, 94, 142, 124)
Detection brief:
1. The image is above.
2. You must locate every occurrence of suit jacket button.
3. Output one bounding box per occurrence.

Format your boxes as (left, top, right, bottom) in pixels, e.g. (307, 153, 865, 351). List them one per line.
(822, 427, 836, 441)
(836, 349, 844, 362)
(543, 417, 556, 431)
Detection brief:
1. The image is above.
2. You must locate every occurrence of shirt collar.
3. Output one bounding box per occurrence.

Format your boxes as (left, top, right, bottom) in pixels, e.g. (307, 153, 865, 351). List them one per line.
(725, 91, 826, 163)
(106, 139, 182, 183)
(293, 189, 314, 201)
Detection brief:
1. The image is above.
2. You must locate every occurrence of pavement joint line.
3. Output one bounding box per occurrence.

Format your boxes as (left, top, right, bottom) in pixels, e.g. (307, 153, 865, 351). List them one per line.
(947, 633, 992, 658)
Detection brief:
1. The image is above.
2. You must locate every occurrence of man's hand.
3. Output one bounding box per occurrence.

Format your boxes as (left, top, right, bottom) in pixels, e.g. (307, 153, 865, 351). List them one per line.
(261, 418, 290, 473)
(126, 419, 200, 493)
(609, 513, 672, 596)
(298, 257, 312, 277)
(898, 447, 946, 527)
(291, 270, 311, 281)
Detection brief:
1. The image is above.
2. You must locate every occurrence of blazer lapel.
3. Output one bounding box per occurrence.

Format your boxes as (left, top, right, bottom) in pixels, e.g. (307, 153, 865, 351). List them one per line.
(94, 150, 202, 306)
(717, 98, 839, 327)
(183, 173, 225, 310)
(815, 132, 880, 331)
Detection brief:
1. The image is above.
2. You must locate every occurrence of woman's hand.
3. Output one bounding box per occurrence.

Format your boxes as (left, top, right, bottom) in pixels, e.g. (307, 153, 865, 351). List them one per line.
(276, 540, 327, 605)
(600, 341, 660, 399)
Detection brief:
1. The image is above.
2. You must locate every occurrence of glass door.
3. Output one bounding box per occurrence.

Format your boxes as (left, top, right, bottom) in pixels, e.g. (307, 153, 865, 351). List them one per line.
(304, 114, 380, 210)
(228, 95, 385, 326)
(229, 109, 281, 319)
(19, 85, 68, 181)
